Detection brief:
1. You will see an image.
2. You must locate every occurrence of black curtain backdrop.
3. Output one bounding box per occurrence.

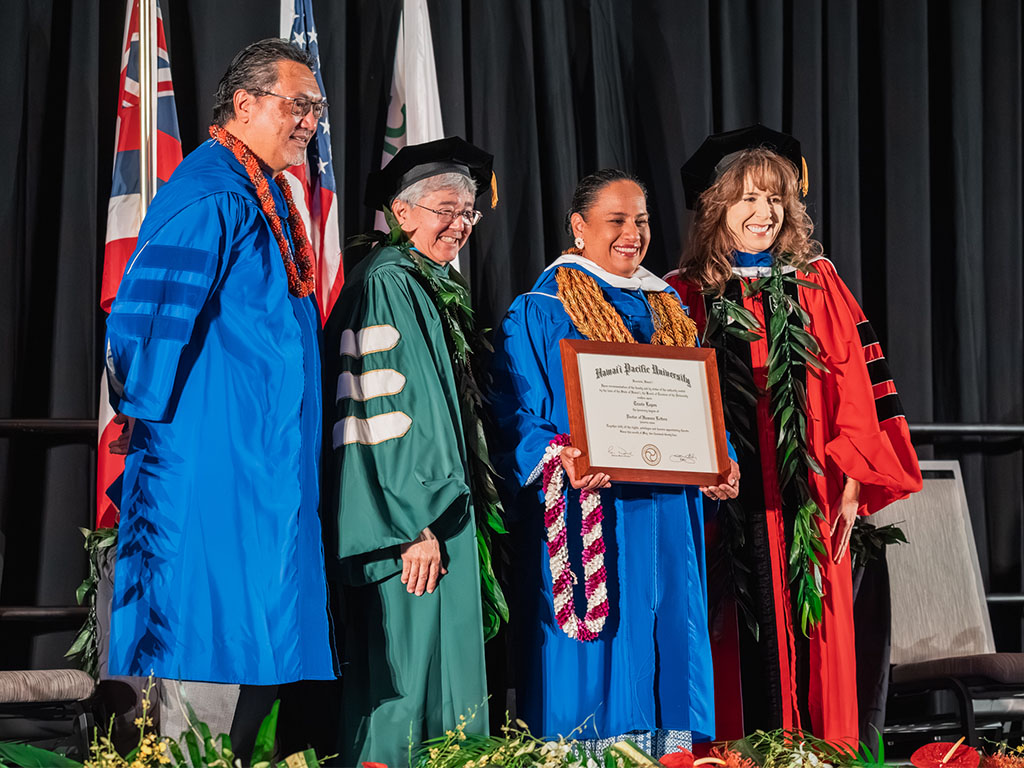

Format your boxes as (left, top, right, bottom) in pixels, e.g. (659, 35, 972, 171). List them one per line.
(2, 0, 1021, 668)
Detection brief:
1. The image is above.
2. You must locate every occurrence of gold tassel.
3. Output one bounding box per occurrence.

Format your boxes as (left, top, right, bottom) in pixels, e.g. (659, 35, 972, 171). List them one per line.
(801, 156, 809, 197)
(490, 171, 499, 209)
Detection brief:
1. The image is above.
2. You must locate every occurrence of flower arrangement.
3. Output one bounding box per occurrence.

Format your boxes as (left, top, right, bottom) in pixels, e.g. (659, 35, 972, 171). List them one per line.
(410, 713, 886, 768)
(981, 741, 1024, 768)
(411, 720, 1017, 768)
(1, 685, 1015, 768)
(0, 679, 328, 768)
(412, 709, 674, 768)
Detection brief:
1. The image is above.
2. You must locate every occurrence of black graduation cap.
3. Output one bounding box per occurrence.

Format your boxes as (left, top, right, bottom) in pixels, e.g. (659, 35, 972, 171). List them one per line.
(364, 136, 497, 210)
(679, 124, 807, 210)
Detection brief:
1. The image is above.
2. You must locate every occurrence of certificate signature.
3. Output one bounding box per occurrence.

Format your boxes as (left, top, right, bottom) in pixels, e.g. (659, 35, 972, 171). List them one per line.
(669, 453, 697, 465)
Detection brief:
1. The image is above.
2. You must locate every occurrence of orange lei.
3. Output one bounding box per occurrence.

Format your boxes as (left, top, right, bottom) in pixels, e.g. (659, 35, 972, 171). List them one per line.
(208, 124, 316, 298)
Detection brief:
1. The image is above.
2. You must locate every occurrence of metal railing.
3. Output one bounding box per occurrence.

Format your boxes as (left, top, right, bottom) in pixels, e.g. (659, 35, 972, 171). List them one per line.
(909, 423, 1024, 439)
(0, 419, 97, 440)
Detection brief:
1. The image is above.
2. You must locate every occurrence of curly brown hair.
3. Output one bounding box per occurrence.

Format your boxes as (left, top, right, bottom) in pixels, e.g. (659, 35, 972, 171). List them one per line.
(679, 147, 822, 297)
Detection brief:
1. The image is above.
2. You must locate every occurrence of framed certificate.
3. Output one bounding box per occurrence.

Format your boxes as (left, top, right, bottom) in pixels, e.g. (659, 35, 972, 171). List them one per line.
(560, 338, 730, 486)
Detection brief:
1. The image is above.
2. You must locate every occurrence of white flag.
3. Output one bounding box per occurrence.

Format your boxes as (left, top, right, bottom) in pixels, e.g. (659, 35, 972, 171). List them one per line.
(375, 0, 451, 267)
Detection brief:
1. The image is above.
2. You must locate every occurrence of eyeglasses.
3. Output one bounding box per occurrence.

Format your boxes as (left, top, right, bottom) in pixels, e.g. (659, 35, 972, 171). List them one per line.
(256, 90, 328, 119)
(415, 204, 483, 226)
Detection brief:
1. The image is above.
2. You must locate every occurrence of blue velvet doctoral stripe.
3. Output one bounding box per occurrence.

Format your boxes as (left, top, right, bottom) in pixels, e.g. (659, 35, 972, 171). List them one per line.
(116, 278, 209, 310)
(108, 314, 192, 344)
(129, 243, 217, 274)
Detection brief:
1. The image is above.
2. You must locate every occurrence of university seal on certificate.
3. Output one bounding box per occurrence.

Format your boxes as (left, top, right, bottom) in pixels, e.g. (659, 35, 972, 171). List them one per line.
(560, 338, 729, 485)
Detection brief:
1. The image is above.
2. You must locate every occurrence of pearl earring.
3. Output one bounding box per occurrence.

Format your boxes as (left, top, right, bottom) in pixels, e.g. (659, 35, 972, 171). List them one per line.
(574, 236, 585, 250)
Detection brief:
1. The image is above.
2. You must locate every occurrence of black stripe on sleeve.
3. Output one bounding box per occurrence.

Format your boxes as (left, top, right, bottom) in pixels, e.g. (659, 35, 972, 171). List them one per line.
(875, 392, 906, 423)
(867, 357, 894, 386)
(857, 320, 878, 347)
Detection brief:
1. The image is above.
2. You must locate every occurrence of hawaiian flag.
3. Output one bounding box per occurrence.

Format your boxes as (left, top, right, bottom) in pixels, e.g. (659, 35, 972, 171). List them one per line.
(96, 0, 182, 528)
(281, 0, 344, 324)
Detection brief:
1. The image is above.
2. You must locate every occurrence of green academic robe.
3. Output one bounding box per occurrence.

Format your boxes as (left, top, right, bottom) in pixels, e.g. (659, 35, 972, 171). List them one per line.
(324, 244, 488, 767)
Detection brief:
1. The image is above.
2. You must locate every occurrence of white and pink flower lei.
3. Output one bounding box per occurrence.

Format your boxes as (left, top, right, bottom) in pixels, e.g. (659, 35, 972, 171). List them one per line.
(541, 434, 609, 642)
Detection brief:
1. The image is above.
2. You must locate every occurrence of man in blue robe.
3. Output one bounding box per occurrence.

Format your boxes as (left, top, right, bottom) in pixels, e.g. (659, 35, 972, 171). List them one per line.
(104, 39, 335, 744)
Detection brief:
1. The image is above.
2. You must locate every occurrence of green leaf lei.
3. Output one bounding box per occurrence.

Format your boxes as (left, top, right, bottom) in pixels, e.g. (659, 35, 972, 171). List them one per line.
(351, 216, 509, 641)
(66, 525, 119, 677)
(707, 260, 830, 635)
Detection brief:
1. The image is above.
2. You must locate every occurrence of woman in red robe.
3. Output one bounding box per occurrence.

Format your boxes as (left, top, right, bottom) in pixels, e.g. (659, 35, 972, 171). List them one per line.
(665, 126, 922, 745)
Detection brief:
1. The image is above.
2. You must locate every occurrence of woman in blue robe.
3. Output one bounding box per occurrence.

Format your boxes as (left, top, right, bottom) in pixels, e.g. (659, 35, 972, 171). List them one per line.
(489, 170, 738, 753)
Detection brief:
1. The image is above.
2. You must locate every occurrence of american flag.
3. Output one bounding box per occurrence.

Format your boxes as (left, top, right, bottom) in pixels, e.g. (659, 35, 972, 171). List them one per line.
(96, 0, 182, 528)
(281, 0, 344, 324)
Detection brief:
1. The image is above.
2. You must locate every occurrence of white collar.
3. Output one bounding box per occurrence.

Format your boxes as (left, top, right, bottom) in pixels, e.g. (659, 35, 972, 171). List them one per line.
(544, 254, 670, 292)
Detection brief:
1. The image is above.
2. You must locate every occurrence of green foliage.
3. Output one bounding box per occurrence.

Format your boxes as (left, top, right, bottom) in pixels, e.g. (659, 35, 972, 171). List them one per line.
(731, 729, 858, 768)
(849, 519, 908, 570)
(703, 294, 765, 640)
(705, 262, 832, 636)
(0, 679, 328, 768)
(853, 727, 886, 767)
(66, 527, 120, 677)
(757, 263, 831, 636)
(0, 742, 84, 767)
(413, 710, 661, 768)
(403, 245, 510, 641)
(249, 700, 278, 766)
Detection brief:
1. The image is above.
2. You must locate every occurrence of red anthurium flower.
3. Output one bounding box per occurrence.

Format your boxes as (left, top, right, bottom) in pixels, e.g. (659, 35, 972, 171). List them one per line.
(911, 742, 981, 768)
(660, 749, 695, 768)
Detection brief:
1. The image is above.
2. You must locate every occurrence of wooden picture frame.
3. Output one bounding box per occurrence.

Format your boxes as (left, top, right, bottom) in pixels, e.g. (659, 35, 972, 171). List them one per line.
(559, 338, 729, 486)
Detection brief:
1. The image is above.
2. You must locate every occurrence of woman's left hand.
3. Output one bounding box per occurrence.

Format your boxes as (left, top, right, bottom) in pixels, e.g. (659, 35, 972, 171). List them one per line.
(831, 477, 861, 564)
(700, 458, 740, 501)
(559, 446, 612, 490)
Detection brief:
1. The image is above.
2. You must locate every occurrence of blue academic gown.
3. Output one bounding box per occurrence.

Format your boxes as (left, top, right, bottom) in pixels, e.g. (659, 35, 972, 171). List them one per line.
(489, 257, 716, 741)
(105, 139, 335, 685)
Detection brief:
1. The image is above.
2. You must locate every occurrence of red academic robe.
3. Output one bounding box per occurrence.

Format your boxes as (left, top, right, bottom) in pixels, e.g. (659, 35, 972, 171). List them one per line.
(667, 258, 922, 744)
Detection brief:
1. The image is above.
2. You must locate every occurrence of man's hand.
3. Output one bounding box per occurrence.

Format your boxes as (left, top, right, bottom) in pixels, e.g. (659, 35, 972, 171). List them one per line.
(700, 458, 740, 501)
(400, 527, 447, 596)
(559, 446, 611, 491)
(107, 413, 136, 455)
(831, 477, 861, 564)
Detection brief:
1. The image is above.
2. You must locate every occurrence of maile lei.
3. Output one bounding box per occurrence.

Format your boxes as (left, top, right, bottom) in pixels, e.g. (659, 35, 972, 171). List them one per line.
(349, 218, 509, 641)
(705, 259, 830, 635)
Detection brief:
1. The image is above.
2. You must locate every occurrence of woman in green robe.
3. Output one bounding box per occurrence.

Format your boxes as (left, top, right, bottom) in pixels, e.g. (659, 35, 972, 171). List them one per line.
(323, 137, 500, 767)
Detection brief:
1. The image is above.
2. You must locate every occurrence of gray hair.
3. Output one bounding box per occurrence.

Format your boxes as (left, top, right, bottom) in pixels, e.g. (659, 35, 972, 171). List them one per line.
(394, 172, 478, 206)
(212, 39, 316, 126)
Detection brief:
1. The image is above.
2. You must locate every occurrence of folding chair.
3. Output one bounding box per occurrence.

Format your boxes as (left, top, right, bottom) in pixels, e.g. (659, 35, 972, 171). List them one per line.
(873, 460, 1024, 747)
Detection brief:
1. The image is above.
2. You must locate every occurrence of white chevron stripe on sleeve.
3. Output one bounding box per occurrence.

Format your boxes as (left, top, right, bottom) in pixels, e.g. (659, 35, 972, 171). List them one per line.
(339, 325, 401, 357)
(336, 369, 406, 403)
(333, 411, 412, 447)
